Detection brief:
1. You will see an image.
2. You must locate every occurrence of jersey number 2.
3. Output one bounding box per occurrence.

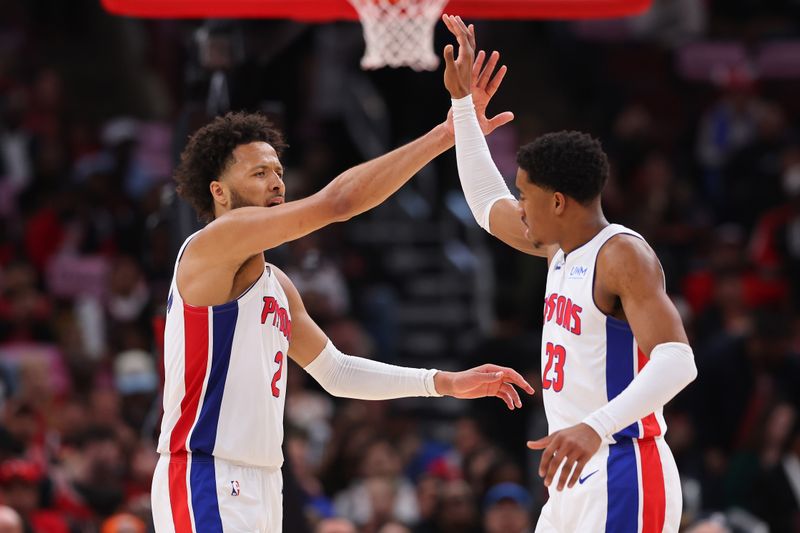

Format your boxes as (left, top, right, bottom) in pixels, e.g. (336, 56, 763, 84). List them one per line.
(542, 342, 566, 392)
(271, 351, 284, 398)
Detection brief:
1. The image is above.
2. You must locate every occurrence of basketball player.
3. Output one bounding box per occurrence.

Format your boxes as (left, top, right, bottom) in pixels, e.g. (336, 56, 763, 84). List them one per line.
(151, 55, 534, 533)
(442, 15, 698, 532)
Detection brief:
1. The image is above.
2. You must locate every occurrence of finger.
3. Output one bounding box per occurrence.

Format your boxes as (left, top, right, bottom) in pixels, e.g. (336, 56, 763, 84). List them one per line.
(456, 16, 469, 37)
(443, 44, 455, 66)
(537, 440, 558, 480)
(453, 32, 470, 62)
(501, 382, 522, 408)
(477, 50, 499, 88)
(447, 16, 467, 43)
(544, 447, 565, 487)
(556, 458, 576, 491)
(444, 15, 467, 49)
(526, 435, 552, 450)
(472, 50, 486, 81)
(567, 458, 589, 489)
(496, 388, 514, 410)
(442, 14, 456, 36)
(496, 367, 535, 395)
(498, 385, 516, 410)
(486, 111, 515, 133)
(467, 23, 476, 50)
(453, 16, 469, 45)
(536, 445, 552, 480)
(486, 65, 508, 96)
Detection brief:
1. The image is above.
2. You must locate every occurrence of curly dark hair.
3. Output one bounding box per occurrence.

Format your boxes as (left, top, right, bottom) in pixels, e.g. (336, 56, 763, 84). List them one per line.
(516, 131, 609, 204)
(174, 111, 287, 222)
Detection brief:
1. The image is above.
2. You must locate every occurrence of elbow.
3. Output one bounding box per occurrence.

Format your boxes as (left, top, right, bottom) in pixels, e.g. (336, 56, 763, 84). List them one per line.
(324, 189, 355, 222)
(311, 378, 341, 398)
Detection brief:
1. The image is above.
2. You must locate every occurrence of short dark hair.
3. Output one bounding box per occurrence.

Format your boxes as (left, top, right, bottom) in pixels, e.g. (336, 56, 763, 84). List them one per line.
(174, 111, 287, 222)
(516, 131, 609, 204)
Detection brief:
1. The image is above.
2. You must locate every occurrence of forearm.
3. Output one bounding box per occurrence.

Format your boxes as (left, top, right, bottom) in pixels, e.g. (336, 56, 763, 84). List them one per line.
(452, 94, 514, 231)
(583, 342, 698, 439)
(322, 124, 453, 221)
(303, 340, 442, 400)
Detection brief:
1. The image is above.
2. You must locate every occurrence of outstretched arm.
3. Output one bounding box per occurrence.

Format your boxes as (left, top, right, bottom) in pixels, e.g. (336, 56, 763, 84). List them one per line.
(443, 14, 550, 258)
(192, 55, 514, 271)
(274, 266, 534, 409)
(192, 125, 453, 268)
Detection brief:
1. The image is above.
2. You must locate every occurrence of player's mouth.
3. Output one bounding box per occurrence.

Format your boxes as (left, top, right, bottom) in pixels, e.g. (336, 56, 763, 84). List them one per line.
(267, 196, 284, 207)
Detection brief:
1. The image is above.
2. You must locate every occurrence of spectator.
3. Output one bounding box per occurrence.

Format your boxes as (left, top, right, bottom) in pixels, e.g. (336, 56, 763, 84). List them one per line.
(482, 482, 532, 533)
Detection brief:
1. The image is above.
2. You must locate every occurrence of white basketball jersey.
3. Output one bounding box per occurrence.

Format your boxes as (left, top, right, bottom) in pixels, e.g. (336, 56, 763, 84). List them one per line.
(156, 233, 291, 468)
(541, 224, 666, 443)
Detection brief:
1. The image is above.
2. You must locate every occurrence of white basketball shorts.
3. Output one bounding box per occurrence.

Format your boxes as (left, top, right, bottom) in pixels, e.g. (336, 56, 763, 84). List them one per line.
(535, 438, 682, 533)
(151, 453, 283, 533)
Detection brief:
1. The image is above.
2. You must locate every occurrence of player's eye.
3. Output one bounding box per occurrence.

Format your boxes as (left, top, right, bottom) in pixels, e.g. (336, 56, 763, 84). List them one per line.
(255, 170, 266, 177)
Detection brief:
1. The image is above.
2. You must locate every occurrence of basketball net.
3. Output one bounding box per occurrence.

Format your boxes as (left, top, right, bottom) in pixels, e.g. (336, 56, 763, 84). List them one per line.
(347, 0, 449, 71)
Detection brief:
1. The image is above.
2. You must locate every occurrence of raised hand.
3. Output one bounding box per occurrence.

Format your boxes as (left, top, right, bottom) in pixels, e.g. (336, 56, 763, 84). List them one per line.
(471, 50, 514, 134)
(442, 18, 514, 137)
(434, 364, 535, 410)
(526, 423, 602, 491)
(442, 14, 475, 98)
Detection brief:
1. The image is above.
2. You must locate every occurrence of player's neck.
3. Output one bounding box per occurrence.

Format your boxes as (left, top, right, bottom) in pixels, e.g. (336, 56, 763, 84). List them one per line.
(559, 212, 609, 257)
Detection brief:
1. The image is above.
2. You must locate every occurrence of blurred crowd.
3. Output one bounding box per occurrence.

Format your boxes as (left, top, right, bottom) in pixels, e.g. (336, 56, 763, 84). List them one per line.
(1, 0, 800, 532)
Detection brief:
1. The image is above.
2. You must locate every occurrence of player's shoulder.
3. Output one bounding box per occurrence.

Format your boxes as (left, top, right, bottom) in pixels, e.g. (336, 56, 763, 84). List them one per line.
(597, 232, 662, 289)
(600, 231, 656, 261)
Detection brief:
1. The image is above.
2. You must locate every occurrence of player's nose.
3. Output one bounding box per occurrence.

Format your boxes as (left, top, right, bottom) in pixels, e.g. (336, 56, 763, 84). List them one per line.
(516, 201, 526, 220)
(270, 173, 285, 193)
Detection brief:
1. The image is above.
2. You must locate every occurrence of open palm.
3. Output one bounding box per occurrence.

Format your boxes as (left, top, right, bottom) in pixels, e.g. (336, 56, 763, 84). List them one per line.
(471, 50, 514, 135)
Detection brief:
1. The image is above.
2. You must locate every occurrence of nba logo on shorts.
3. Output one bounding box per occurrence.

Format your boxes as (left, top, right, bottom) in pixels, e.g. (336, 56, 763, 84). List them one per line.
(231, 480, 240, 496)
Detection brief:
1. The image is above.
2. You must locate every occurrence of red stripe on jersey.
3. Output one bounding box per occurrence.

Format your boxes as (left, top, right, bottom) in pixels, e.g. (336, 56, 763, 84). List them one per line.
(169, 306, 210, 454)
(636, 439, 666, 533)
(637, 348, 662, 438)
(168, 453, 193, 533)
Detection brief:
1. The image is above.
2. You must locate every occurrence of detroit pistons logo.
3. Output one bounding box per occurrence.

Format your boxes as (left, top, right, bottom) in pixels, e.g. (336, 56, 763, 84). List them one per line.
(543, 293, 583, 335)
(261, 296, 291, 340)
(231, 480, 240, 496)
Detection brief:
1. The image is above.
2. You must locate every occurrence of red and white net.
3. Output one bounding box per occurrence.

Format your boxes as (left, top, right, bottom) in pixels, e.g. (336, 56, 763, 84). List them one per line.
(347, 0, 449, 71)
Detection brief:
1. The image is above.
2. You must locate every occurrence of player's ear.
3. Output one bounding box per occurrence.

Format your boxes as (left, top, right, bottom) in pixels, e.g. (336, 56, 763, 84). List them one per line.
(210, 180, 228, 207)
(553, 192, 566, 215)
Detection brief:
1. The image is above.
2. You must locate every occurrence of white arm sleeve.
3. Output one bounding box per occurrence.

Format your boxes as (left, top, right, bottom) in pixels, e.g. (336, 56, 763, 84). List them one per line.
(303, 340, 442, 400)
(452, 94, 516, 233)
(582, 342, 698, 439)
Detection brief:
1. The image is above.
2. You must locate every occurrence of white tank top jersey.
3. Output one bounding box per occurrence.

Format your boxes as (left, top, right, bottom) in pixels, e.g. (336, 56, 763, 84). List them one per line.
(156, 233, 291, 468)
(541, 223, 667, 443)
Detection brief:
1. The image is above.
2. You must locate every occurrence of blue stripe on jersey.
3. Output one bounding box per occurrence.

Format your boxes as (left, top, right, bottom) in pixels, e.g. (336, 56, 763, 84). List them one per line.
(605, 317, 639, 439)
(606, 440, 639, 533)
(190, 455, 224, 533)
(189, 301, 239, 454)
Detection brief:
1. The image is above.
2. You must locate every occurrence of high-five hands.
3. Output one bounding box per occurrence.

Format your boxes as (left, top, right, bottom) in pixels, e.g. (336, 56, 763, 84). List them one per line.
(442, 14, 514, 136)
